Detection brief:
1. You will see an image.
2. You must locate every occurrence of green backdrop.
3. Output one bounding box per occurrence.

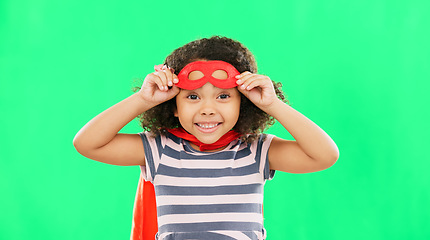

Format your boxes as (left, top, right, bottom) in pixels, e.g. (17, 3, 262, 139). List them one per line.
(1, 0, 429, 239)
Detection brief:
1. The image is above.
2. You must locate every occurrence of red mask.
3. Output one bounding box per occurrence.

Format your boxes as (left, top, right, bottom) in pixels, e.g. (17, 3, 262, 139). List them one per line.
(176, 60, 240, 90)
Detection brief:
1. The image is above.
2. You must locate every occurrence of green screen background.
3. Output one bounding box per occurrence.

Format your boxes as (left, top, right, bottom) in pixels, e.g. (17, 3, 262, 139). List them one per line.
(1, 0, 429, 239)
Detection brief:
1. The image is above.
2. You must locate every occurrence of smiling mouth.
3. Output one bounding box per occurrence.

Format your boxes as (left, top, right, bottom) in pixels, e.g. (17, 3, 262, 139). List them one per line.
(195, 123, 221, 129)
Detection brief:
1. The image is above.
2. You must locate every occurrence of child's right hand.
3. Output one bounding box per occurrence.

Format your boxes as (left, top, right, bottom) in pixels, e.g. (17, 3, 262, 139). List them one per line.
(138, 64, 180, 105)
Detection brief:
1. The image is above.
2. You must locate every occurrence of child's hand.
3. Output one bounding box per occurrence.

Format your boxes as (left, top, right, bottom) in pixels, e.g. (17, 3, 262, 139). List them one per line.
(235, 72, 279, 110)
(139, 65, 180, 105)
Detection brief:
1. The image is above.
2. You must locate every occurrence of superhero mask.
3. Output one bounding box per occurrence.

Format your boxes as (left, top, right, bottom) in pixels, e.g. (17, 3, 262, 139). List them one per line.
(176, 60, 240, 90)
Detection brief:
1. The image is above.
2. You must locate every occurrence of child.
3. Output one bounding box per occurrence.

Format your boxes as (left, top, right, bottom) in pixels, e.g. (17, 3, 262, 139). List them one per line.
(73, 36, 339, 240)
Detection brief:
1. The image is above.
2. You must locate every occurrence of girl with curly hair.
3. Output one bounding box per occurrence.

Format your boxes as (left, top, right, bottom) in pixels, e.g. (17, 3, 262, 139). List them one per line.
(74, 36, 339, 240)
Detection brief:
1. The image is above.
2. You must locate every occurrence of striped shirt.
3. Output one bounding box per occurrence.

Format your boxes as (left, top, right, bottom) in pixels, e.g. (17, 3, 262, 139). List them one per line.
(139, 132, 275, 240)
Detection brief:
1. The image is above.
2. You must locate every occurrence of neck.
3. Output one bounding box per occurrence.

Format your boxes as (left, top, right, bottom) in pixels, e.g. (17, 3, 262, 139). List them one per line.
(167, 127, 241, 152)
(188, 142, 229, 152)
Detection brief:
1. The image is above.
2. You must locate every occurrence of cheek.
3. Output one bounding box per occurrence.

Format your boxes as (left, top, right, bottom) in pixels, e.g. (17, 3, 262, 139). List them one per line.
(229, 100, 241, 121)
(234, 107, 241, 121)
(174, 96, 183, 117)
(175, 104, 192, 123)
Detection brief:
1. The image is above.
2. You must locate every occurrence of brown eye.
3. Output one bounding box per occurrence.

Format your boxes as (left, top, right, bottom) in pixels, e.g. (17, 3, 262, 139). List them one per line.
(187, 94, 199, 100)
(217, 94, 230, 99)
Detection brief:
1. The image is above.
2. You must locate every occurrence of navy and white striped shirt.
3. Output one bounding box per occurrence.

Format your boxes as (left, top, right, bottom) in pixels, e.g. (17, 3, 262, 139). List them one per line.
(139, 132, 275, 240)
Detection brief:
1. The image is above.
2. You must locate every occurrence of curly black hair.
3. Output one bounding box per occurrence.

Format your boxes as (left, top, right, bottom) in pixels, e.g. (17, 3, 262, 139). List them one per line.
(134, 35, 289, 143)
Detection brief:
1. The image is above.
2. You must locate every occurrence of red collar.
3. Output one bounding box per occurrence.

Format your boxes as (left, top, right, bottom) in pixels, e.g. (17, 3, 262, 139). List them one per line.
(167, 128, 241, 151)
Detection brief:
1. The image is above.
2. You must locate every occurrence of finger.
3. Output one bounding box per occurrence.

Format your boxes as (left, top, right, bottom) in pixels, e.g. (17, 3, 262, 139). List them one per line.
(242, 77, 267, 91)
(162, 68, 177, 86)
(166, 85, 180, 98)
(154, 71, 169, 91)
(154, 64, 164, 71)
(168, 67, 176, 74)
(161, 64, 176, 75)
(172, 73, 179, 84)
(152, 72, 168, 91)
(236, 72, 255, 85)
(236, 82, 251, 98)
(238, 74, 259, 90)
(235, 71, 252, 80)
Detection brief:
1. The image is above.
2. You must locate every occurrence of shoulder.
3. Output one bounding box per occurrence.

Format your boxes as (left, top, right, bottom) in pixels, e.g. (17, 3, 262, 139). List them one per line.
(242, 133, 275, 146)
(139, 131, 187, 154)
(241, 133, 274, 159)
(249, 133, 275, 149)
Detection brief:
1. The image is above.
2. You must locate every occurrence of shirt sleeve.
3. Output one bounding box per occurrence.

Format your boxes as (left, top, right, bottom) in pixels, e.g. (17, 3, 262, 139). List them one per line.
(258, 134, 276, 180)
(138, 132, 166, 183)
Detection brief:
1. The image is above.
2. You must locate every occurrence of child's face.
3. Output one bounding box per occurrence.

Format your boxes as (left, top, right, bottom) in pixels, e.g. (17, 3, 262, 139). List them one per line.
(174, 82, 241, 145)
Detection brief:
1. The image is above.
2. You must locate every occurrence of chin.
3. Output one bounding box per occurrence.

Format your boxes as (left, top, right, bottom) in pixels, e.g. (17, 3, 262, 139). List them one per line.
(195, 134, 222, 144)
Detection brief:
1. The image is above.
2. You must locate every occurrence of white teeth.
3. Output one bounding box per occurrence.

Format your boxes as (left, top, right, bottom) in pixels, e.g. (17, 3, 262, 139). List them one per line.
(197, 123, 219, 129)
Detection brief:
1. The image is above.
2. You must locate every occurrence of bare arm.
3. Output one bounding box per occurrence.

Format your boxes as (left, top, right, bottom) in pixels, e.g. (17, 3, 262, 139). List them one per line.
(265, 100, 339, 173)
(236, 72, 339, 173)
(73, 66, 180, 166)
(73, 93, 154, 166)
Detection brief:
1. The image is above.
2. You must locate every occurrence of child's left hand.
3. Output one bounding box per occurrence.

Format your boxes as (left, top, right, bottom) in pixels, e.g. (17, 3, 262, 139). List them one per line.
(235, 72, 279, 110)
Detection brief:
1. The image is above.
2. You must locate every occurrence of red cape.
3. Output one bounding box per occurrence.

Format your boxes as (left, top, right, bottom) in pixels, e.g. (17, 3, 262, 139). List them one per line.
(130, 174, 158, 240)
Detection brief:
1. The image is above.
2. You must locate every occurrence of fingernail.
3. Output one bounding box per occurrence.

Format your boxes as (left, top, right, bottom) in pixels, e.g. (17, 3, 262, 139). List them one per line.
(173, 78, 179, 83)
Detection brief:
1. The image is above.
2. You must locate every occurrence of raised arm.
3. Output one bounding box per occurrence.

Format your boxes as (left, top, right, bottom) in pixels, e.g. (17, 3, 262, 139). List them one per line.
(73, 66, 180, 166)
(236, 72, 339, 173)
(264, 101, 339, 173)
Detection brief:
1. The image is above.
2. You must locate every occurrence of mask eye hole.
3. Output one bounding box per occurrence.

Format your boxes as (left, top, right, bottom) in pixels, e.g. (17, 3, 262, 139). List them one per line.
(188, 71, 204, 80)
(212, 70, 228, 79)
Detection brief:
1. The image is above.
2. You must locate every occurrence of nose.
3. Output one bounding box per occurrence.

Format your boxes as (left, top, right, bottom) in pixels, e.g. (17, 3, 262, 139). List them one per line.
(199, 99, 216, 116)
